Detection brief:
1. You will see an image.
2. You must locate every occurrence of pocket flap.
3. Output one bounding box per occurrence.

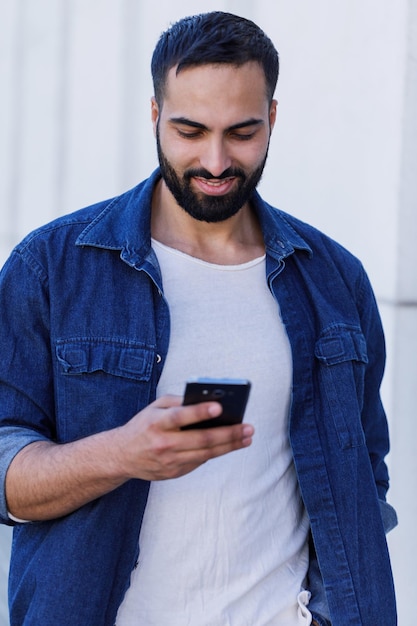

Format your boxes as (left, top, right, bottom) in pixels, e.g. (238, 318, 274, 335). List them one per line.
(56, 339, 154, 381)
(315, 328, 368, 366)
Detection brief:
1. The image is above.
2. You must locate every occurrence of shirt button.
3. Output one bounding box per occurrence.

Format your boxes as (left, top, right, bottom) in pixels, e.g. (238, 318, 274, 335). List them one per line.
(156, 354, 162, 364)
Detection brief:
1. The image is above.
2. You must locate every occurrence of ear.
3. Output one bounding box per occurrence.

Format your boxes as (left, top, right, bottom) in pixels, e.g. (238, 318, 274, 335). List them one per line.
(151, 97, 159, 137)
(269, 99, 278, 133)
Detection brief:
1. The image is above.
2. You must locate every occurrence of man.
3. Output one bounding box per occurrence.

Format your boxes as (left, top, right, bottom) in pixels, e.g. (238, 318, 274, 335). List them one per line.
(0, 11, 397, 626)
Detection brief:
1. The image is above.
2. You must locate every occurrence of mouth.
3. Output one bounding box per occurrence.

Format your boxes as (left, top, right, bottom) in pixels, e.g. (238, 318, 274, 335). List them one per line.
(192, 176, 237, 196)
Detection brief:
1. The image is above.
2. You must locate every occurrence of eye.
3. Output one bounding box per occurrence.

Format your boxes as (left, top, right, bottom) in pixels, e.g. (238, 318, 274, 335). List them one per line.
(230, 132, 256, 141)
(177, 129, 203, 139)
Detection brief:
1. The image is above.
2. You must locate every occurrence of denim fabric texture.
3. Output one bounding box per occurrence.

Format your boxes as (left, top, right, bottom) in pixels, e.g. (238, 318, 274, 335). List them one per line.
(0, 170, 397, 625)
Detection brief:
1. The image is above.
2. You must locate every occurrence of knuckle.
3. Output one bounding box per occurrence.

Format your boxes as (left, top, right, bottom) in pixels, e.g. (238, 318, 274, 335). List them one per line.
(152, 432, 172, 455)
(199, 429, 216, 448)
(163, 466, 180, 480)
(201, 448, 215, 463)
(169, 407, 184, 429)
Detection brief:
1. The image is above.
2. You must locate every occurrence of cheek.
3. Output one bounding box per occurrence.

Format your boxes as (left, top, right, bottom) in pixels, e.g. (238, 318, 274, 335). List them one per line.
(233, 140, 269, 170)
(159, 131, 198, 169)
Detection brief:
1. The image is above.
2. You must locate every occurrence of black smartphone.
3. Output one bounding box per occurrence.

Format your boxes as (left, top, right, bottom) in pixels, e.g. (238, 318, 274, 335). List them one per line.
(181, 377, 251, 429)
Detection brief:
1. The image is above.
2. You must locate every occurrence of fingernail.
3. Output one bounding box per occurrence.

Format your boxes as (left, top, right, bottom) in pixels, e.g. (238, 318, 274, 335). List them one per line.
(242, 425, 254, 436)
(208, 403, 222, 416)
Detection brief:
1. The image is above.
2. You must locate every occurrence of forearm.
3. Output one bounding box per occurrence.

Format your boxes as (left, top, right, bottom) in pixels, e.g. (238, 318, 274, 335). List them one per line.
(5, 396, 254, 522)
(5, 430, 129, 521)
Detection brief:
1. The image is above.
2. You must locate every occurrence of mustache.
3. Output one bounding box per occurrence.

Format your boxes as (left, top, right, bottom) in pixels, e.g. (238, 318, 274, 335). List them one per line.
(184, 167, 246, 181)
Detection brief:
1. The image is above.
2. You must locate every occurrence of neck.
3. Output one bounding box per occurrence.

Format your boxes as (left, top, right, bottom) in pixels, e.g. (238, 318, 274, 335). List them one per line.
(151, 179, 265, 265)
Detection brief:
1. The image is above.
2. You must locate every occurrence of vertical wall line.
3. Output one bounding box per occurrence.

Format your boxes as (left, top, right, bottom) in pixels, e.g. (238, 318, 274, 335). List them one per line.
(53, 0, 72, 217)
(6, 0, 26, 246)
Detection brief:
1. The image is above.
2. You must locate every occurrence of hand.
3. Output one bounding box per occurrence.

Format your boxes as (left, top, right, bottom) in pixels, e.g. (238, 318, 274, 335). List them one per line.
(6, 395, 254, 521)
(116, 394, 255, 481)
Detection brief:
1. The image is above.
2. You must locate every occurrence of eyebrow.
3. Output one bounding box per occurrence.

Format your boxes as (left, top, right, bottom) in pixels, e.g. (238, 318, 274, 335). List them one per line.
(168, 117, 265, 132)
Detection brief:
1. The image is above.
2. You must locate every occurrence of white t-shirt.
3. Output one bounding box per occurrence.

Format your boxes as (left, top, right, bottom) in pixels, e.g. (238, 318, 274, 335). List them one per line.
(116, 242, 311, 626)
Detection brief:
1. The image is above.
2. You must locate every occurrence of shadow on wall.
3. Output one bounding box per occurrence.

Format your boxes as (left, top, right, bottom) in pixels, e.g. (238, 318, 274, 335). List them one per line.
(0, 526, 11, 626)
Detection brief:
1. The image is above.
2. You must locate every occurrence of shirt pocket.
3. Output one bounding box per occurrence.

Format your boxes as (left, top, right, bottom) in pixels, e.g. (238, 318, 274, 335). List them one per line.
(314, 326, 368, 449)
(55, 338, 155, 442)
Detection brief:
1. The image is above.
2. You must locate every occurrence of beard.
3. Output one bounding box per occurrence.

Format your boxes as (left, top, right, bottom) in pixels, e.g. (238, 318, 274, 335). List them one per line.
(156, 128, 268, 223)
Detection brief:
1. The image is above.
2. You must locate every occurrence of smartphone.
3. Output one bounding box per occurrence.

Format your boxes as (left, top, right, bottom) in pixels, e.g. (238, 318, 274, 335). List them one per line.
(182, 377, 251, 429)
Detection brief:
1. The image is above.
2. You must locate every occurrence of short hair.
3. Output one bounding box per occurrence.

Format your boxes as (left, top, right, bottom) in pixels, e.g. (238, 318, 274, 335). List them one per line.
(151, 11, 279, 105)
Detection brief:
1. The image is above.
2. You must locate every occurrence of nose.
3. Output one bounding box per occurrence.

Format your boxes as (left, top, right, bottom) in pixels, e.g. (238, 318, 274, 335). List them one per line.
(199, 137, 232, 178)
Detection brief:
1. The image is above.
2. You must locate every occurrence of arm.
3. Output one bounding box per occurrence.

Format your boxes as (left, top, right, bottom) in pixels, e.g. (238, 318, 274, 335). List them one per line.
(357, 267, 397, 525)
(307, 266, 396, 626)
(6, 396, 254, 521)
(0, 248, 253, 522)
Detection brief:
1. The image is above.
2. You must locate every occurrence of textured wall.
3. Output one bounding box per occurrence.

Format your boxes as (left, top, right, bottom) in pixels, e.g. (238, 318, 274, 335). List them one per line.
(0, 1, 416, 623)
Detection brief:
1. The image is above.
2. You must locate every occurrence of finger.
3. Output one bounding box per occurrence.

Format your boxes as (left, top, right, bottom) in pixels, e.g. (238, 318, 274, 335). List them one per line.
(199, 422, 255, 451)
(166, 401, 223, 431)
(197, 423, 254, 454)
(151, 395, 221, 421)
(154, 426, 254, 479)
(171, 424, 254, 469)
(152, 394, 183, 409)
(169, 421, 254, 456)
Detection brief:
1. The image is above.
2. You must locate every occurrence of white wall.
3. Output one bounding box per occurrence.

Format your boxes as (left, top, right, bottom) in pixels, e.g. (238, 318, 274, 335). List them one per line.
(1, 1, 416, 624)
(0, 528, 10, 626)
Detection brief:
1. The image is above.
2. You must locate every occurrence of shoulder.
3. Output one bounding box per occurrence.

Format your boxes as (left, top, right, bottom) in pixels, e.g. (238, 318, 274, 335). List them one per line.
(256, 193, 364, 274)
(282, 209, 361, 264)
(15, 193, 125, 253)
(11, 172, 159, 266)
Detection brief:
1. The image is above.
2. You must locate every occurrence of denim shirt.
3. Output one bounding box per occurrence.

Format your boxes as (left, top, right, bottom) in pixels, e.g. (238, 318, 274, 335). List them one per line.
(0, 170, 397, 625)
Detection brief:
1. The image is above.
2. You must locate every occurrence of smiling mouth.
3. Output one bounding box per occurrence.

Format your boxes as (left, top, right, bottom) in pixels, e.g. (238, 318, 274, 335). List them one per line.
(195, 176, 235, 185)
(193, 176, 237, 195)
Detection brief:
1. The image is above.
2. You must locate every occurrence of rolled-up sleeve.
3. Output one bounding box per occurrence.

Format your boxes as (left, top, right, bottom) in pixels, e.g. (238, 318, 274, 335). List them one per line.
(0, 427, 49, 523)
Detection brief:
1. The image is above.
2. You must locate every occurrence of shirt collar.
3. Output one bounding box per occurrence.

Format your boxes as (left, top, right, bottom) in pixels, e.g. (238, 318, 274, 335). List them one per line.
(76, 168, 312, 263)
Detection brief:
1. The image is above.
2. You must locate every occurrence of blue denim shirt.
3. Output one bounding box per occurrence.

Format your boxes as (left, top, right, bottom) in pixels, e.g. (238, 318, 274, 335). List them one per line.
(0, 170, 397, 625)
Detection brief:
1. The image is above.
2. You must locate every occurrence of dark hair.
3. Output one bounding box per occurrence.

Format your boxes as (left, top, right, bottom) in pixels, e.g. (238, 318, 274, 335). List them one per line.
(151, 11, 279, 105)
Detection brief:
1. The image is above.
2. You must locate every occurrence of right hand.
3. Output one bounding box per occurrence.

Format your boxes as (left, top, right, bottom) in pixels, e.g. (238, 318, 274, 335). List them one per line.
(5, 396, 254, 522)
(115, 394, 255, 481)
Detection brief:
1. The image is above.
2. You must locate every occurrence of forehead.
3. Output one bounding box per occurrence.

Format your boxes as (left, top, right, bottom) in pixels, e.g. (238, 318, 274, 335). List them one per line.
(161, 62, 270, 123)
